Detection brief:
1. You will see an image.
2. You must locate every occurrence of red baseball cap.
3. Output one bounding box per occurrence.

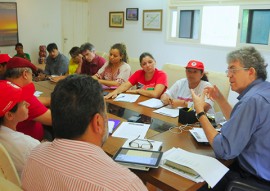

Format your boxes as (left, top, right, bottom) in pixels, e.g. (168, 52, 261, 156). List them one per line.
(6, 57, 37, 72)
(0, 80, 35, 117)
(185, 60, 204, 72)
(0, 54, 11, 65)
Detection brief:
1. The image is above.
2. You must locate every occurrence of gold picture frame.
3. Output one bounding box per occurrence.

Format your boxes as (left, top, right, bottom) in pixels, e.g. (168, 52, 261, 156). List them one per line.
(143, 9, 162, 31)
(109, 11, 124, 28)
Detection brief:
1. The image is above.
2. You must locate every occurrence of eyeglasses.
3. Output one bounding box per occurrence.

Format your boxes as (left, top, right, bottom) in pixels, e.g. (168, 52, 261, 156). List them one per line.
(225, 68, 249, 75)
(129, 135, 153, 150)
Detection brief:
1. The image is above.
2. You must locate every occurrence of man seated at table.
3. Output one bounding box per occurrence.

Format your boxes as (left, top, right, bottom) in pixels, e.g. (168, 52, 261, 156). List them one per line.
(79, 42, 106, 75)
(191, 46, 270, 190)
(5, 57, 52, 141)
(22, 75, 147, 191)
(37, 43, 69, 81)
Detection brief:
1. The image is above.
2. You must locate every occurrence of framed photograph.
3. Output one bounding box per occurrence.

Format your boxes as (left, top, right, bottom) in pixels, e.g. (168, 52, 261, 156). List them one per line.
(126, 8, 138, 21)
(0, 2, 19, 46)
(143, 9, 163, 31)
(109, 11, 124, 28)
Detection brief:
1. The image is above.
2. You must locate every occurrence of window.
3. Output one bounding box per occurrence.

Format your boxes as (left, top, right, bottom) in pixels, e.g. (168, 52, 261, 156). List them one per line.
(169, 7, 201, 41)
(201, 6, 239, 47)
(240, 9, 270, 45)
(168, 0, 270, 49)
(179, 10, 200, 39)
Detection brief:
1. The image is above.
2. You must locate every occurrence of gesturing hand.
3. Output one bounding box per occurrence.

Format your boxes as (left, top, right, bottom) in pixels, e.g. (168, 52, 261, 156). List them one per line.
(190, 89, 205, 113)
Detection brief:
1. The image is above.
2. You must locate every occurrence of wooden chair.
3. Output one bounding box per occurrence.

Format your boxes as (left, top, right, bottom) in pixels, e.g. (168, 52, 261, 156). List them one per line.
(0, 143, 21, 187)
(0, 176, 22, 191)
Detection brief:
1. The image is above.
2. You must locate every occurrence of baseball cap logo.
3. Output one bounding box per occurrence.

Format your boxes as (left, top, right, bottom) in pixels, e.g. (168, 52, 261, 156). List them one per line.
(191, 62, 197, 66)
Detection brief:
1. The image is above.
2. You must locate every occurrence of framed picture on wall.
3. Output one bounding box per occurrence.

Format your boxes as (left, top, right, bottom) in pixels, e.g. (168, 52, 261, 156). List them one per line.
(126, 8, 138, 21)
(143, 9, 163, 31)
(0, 2, 19, 46)
(109, 11, 124, 28)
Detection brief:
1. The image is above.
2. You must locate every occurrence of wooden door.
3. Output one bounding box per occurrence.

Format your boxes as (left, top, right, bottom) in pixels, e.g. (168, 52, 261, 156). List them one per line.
(61, 0, 89, 56)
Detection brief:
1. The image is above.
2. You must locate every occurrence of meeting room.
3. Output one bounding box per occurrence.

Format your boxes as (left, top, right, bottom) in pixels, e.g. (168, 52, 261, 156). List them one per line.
(0, 0, 270, 191)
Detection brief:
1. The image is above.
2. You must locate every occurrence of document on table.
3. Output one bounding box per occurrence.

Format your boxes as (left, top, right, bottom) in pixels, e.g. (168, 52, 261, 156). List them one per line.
(189, 128, 208, 143)
(153, 106, 180, 117)
(34, 91, 43, 97)
(112, 122, 150, 139)
(113, 93, 140, 103)
(160, 147, 229, 188)
(138, 98, 164, 108)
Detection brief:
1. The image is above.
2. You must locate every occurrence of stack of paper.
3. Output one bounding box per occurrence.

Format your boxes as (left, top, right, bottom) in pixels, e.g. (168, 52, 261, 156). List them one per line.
(112, 122, 150, 139)
(114, 93, 140, 103)
(153, 106, 180, 117)
(138, 98, 164, 108)
(160, 147, 229, 188)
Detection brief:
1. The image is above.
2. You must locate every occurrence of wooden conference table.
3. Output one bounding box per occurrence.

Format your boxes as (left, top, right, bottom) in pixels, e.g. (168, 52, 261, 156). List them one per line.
(34, 80, 223, 191)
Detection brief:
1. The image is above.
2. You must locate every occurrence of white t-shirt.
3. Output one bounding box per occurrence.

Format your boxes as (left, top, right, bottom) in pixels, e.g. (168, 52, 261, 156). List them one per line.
(0, 126, 40, 177)
(165, 78, 214, 114)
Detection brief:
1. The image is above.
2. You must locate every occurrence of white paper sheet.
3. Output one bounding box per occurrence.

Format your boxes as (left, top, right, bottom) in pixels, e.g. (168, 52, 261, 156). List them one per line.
(161, 148, 229, 188)
(112, 122, 150, 139)
(138, 98, 164, 108)
(34, 91, 43, 97)
(153, 106, 180, 117)
(113, 93, 140, 103)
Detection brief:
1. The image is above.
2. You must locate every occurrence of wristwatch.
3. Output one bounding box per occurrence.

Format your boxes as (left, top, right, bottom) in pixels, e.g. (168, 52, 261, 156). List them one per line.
(196, 111, 206, 120)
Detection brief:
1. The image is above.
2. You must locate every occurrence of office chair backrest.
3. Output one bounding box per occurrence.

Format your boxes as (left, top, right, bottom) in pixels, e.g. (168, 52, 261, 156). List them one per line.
(226, 180, 270, 191)
(129, 57, 142, 75)
(0, 143, 21, 187)
(161, 63, 186, 88)
(0, 176, 22, 191)
(207, 71, 230, 112)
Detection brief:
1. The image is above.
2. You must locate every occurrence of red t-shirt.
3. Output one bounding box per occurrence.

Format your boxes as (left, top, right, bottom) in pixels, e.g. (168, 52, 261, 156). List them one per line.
(17, 95, 48, 141)
(128, 68, 168, 93)
(81, 55, 106, 76)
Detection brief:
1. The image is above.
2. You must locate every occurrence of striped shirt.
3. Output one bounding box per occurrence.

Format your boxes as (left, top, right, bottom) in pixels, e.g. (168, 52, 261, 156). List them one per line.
(22, 139, 147, 191)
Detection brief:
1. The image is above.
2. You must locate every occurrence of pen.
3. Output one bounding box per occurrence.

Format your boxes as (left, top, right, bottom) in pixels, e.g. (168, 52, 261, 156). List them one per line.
(187, 103, 193, 112)
(114, 95, 125, 101)
(169, 98, 173, 105)
(128, 122, 144, 126)
(187, 107, 193, 112)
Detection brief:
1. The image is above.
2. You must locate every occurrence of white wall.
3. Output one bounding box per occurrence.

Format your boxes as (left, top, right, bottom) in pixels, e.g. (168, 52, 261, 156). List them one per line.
(0, 0, 62, 64)
(89, 0, 270, 105)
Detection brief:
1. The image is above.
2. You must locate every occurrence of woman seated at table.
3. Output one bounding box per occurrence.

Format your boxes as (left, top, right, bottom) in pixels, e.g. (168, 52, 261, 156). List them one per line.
(105, 52, 168, 99)
(92, 43, 131, 88)
(160, 60, 214, 113)
(0, 81, 40, 177)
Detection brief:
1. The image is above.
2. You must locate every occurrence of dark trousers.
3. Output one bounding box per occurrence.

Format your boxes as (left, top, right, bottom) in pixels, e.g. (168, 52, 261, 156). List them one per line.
(198, 160, 270, 191)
